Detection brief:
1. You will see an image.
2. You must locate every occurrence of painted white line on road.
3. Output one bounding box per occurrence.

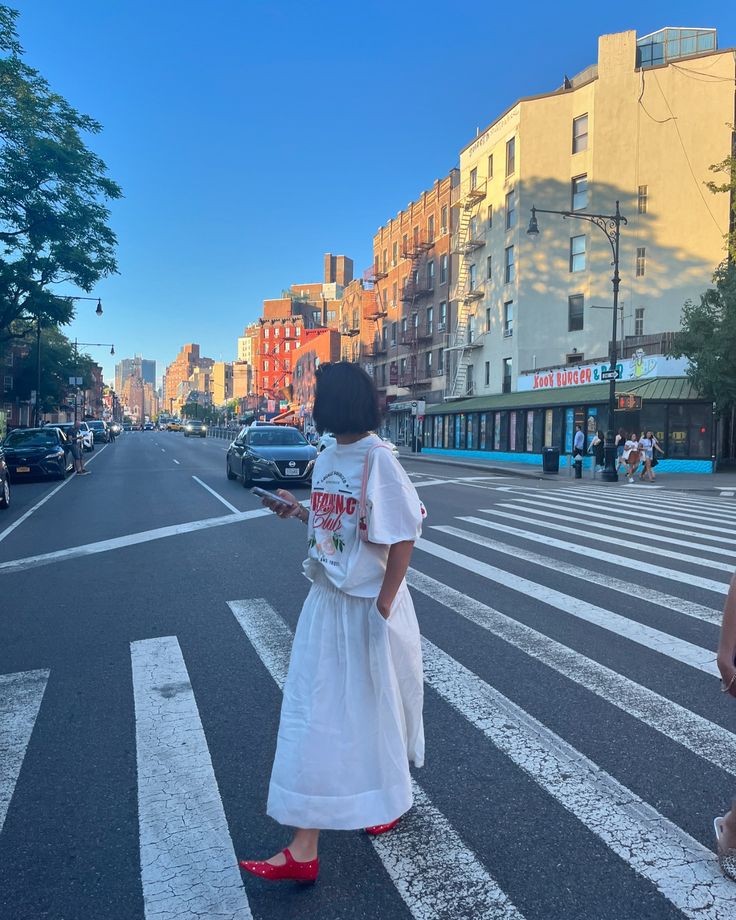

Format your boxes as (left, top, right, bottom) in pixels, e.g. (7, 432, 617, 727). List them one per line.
(421, 638, 736, 919)
(192, 476, 239, 513)
(0, 669, 49, 833)
(497, 495, 736, 554)
(228, 599, 525, 920)
(0, 507, 271, 576)
(472, 507, 734, 578)
(0, 444, 108, 546)
(131, 637, 252, 920)
(415, 537, 720, 674)
(408, 570, 736, 773)
(431, 522, 719, 624)
(173, 459, 180, 465)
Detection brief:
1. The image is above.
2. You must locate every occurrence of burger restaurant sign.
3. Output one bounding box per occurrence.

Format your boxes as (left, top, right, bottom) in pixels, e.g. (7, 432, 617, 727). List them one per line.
(516, 353, 689, 393)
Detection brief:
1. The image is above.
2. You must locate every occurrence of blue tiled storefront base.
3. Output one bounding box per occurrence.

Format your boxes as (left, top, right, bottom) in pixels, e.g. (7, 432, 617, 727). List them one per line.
(421, 448, 713, 474)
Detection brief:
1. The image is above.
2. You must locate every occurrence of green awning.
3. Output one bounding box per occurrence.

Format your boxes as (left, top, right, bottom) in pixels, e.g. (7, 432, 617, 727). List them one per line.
(427, 376, 704, 415)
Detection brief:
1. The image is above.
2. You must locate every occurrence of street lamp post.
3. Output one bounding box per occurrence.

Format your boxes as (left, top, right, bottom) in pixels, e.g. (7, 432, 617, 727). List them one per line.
(527, 201, 627, 482)
(72, 339, 115, 425)
(33, 296, 103, 427)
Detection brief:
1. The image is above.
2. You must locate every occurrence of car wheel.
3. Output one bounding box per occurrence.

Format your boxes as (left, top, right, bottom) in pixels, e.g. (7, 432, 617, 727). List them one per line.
(241, 462, 252, 487)
(226, 459, 236, 480)
(0, 476, 9, 509)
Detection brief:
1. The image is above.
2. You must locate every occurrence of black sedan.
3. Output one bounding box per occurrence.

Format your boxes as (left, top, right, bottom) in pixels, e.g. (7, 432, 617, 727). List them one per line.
(0, 448, 10, 509)
(226, 425, 317, 487)
(2, 427, 73, 481)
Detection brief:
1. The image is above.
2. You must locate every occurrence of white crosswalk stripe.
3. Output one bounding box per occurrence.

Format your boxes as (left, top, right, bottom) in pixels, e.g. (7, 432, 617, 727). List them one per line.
(131, 636, 252, 920)
(0, 669, 49, 834)
(227, 598, 526, 920)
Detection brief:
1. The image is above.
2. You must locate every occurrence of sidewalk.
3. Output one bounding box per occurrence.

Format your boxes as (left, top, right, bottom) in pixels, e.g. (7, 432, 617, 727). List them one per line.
(398, 449, 736, 494)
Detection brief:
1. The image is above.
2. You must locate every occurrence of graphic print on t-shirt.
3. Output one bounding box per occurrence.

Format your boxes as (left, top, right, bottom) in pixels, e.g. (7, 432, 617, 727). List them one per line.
(308, 469, 358, 562)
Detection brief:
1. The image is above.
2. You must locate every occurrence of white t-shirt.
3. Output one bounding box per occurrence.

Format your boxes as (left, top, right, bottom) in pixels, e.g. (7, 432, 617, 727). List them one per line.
(303, 434, 425, 597)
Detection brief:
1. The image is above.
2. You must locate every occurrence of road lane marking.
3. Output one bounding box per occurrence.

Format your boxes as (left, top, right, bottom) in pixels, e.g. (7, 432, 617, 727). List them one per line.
(415, 537, 720, 674)
(495, 495, 736, 552)
(131, 637, 252, 920)
(421, 638, 735, 919)
(192, 476, 239, 513)
(472, 508, 734, 578)
(227, 599, 526, 920)
(429, 523, 719, 624)
(409, 570, 735, 773)
(0, 444, 108, 545)
(0, 670, 49, 833)
(0, 507, 271, 575)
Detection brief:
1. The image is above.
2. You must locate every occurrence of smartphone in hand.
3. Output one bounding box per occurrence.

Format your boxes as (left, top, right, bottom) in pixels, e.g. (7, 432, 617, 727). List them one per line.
(251, 487, 297, 508)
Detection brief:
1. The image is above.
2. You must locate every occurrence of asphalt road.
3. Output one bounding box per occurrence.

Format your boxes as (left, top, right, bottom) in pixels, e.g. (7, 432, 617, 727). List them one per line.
(1, 430, 735, 920)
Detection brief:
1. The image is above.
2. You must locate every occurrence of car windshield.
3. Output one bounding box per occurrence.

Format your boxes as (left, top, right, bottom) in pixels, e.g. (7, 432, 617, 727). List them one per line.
(248, 428, 307, 447)
(5, 430, 58, 448)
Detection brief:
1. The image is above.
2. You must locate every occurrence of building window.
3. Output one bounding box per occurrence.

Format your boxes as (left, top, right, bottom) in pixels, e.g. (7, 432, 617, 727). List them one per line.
(504, 245, 515, 283)
(571, 175, 588, 211)
(635, 307, 645, 335)
(441, 205, 448, 233)
(570, 235, 586, 272)
(439, 301, 447, 329)
(503, 300, 513, 336)
(505, 190, 516, 229)
(392, 241, 398, 267)
(437, 348, 444, 373)
(470, 167, 478, 190)
(440, 253, 448, 284)
(505, 137, 515, 176)
(487, 254, 492, 280)
(425, 350, 433, 376)
(487, 205, 493, 229)
(572, 114, 588, 153)
(427, 306, 434, 334)
(638, 185, 648, 214)
(484, 361, 490, 386)
(566, 352, 584, 365)
(502, 358, 512, 393)
(427, 214, 435, 242)
(568, 294, 584, 331)
(487, 153, 494, 179)
(427, 260, 435, 289)
(468, 263, 477, 291)
(636, 246, 646, 277)
(391, 322, 397, 345)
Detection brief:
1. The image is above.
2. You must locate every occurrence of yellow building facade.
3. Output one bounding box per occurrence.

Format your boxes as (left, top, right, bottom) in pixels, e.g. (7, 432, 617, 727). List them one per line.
(451, 27, 733, 397)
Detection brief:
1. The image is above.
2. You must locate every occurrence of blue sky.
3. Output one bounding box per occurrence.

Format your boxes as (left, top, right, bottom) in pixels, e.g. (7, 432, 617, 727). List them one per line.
(13, 1, 735, 385)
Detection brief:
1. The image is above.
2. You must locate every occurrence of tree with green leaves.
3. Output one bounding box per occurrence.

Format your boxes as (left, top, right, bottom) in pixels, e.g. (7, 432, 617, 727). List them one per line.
(668, 261, 736, 459)
(0, 4, 121, 343)
(705, 130, 736, 264)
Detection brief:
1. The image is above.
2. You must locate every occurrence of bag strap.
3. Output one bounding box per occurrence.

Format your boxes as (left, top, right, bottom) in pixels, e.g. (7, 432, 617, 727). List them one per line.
(358, 443, 393, 540)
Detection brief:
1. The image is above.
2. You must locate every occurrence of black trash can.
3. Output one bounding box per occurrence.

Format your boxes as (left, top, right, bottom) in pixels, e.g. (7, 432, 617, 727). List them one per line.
(542, 446, 560, 473)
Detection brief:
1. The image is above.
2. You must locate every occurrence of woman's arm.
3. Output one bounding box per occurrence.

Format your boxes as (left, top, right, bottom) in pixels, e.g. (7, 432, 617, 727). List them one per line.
(717, 573, 736, 696)
(377, 540, 415, 619)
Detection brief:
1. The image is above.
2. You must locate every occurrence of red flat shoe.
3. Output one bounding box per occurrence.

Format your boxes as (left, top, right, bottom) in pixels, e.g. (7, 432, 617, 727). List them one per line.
(365, 817, 401, 836)
(239, 847, 319, 883)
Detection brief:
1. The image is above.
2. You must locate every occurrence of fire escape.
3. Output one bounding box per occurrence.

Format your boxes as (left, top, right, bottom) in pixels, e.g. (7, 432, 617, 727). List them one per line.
(445, 178, 486, 399)
(399, 237, 434, 392)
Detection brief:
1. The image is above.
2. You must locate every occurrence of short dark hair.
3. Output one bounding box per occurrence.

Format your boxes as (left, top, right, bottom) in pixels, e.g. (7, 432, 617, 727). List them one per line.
(312, 362, 381, 435)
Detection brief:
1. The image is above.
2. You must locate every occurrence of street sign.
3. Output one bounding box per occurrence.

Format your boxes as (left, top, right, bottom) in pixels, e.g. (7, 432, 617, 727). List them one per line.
(600, 370, 620, 381)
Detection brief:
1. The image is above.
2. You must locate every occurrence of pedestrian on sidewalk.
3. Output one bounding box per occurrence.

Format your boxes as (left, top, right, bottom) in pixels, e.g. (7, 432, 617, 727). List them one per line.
(715, 572, 736, 880)
(240, 361, 426, 884)
(67, 423, 90, 475)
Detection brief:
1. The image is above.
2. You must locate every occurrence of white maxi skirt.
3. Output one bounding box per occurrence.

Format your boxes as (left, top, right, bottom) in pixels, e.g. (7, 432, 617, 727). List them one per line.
(267, 573, 424, 830)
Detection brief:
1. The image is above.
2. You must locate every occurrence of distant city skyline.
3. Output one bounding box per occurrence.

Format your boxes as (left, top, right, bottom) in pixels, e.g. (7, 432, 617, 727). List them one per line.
(14, 1, 736, 385)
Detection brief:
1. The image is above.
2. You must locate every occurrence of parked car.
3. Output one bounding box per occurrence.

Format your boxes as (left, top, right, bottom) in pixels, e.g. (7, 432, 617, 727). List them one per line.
(0, 448, 10, 509)
(2, 427, 73, 481)
(184, 419, 207, 438)
(53, 422, 94, 452)
(226, 424, 317, 487)
(87, 419, 110, 443)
